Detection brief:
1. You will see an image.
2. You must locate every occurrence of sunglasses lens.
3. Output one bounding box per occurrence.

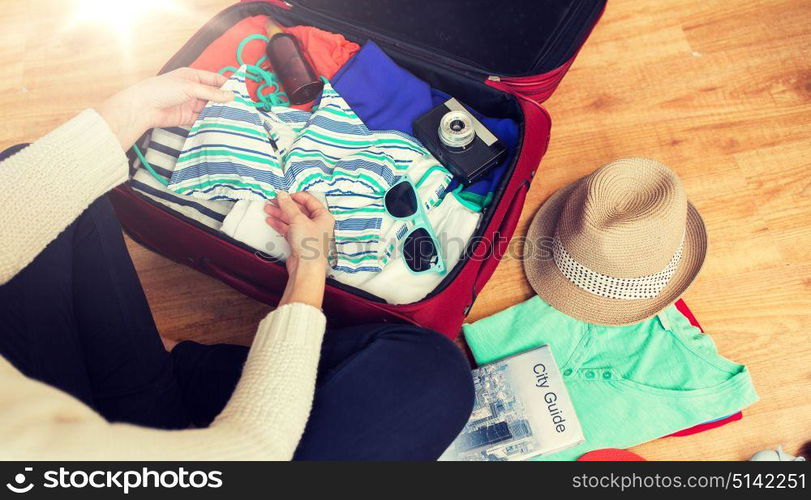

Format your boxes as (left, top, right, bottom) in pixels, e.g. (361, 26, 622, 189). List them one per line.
(403, 227, 439, 273)
(385, 181, 418, 218)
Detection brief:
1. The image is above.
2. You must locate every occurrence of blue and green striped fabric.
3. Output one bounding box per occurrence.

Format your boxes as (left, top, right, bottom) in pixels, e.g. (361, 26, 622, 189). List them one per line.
(131, 126, 235, 230)
(168, 67, 452, 274)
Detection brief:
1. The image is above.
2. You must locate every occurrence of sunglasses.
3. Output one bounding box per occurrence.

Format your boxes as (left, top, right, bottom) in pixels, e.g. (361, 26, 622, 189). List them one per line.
(384, 178, 446, 275)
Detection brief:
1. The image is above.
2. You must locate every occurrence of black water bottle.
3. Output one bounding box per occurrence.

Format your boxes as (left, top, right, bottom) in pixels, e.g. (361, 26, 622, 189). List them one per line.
(266, 33, 323, 105)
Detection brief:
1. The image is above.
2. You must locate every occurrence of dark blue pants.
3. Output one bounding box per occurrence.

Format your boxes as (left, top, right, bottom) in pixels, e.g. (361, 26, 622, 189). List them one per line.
(0, 144, 474, 460)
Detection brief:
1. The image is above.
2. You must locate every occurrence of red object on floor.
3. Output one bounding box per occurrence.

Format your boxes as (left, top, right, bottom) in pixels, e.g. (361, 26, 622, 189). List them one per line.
(578, 448, 646, 461)
(668, 299, 743, 437)
(675, 299, 703, 331)
(669, 412, 743, 437)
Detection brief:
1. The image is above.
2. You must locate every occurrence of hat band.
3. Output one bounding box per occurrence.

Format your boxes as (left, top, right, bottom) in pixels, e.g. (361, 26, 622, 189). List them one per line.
(552, 231, 684, 300)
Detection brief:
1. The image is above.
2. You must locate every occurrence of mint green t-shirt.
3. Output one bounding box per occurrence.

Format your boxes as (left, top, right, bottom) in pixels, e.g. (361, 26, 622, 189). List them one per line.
(463, 297, 758, 461)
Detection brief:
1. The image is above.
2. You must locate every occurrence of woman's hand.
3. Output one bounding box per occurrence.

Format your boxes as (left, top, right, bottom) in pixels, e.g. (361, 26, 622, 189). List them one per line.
(264, 191, 334, 309)
(96, 68, 233, 150)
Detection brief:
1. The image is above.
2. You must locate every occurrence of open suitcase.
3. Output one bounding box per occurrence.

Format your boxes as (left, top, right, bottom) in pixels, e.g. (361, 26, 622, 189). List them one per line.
(109, 0, 607, 338)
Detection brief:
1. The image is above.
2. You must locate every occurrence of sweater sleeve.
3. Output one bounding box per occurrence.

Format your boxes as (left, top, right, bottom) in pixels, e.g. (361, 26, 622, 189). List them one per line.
(0, 303, 326, 460)
(0, 109, 129, 285)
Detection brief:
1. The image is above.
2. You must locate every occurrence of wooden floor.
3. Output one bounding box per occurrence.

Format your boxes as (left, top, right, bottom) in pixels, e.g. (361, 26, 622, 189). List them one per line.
(2, 0, 808, 461)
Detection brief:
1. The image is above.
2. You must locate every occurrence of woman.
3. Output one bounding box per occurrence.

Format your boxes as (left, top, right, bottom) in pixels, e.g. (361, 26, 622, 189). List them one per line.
(0, 69, 474, 460)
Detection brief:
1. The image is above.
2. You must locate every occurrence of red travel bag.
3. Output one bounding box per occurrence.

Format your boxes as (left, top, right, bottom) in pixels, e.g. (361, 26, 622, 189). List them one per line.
(109, 0, 607, 338)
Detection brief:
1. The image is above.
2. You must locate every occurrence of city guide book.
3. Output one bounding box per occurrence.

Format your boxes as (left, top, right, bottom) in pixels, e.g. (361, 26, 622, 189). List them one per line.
(439, 345, 584, 461)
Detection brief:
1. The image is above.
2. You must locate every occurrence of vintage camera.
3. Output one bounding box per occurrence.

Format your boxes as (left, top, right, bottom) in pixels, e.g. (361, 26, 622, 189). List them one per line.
(413, 98, 507, 185)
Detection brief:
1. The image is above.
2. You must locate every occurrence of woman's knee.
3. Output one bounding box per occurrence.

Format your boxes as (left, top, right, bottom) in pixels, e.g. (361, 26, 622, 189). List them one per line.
(376, 325, 475, 426)
(0, 143, 30, 162)
(302, 324, 475, 459)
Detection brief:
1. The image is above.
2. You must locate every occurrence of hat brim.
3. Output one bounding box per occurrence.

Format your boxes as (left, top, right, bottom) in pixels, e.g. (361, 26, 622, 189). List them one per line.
(523, 178, 708, 326)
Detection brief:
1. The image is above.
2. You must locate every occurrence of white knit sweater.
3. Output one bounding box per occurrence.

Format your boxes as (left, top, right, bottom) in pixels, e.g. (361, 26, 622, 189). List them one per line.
(0, 110, 326, 460)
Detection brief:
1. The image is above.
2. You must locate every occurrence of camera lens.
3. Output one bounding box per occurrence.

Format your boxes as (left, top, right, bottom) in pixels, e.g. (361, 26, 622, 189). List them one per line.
(439, 111, 475, 150)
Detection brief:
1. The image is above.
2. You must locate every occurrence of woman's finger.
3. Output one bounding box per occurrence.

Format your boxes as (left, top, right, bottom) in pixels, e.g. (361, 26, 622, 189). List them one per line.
(265, 216, 288, 236)
(289, 191, 327, 218)
(172, 67, 228, 88)
(275, 191, 303, 220)
(189, 68, 229, 87)
(182, 112, 200, 126)
(263, 202, 288, 223)
(187, 82, 233, 103)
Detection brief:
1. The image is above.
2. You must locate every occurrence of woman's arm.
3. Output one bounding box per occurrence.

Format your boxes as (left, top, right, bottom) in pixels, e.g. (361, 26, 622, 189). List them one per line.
(0, 68, 232, 285)
(0, 70, 334, 459)
(0, 181, 336, 460)
(0, 302, 325, 460)
(0, 109, 128, 285)
(267, 190, 336, 310)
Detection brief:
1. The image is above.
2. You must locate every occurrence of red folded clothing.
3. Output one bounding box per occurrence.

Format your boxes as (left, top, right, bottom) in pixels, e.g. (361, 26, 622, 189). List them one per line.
(578, 448, 646, 461)
(285, 25, 359, 80)
(188, 16, 358, 112)
(668, 299, 743, 437)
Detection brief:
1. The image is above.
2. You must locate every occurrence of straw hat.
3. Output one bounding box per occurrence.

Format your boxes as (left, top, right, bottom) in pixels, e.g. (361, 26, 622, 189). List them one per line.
(524, 158, 707, 325)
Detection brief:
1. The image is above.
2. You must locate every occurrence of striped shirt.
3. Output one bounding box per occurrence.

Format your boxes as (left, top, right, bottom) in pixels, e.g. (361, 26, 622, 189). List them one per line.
(132, 126, 234, 230)
(168, 67, 451, 274)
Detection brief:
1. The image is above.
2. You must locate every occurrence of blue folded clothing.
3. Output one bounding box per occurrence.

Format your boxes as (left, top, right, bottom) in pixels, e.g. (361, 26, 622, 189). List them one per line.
(331, 40, 519, 210)
(331, 41, 433, 136)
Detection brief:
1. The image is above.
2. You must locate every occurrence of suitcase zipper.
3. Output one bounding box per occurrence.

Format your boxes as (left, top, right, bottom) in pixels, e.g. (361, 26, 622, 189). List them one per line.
(486, 56, 576, 104)
(275, 0, 605, 83)
(254, 0, 592, 100)
(485, 1, 606, 104)
(271, 1, 495, 82)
